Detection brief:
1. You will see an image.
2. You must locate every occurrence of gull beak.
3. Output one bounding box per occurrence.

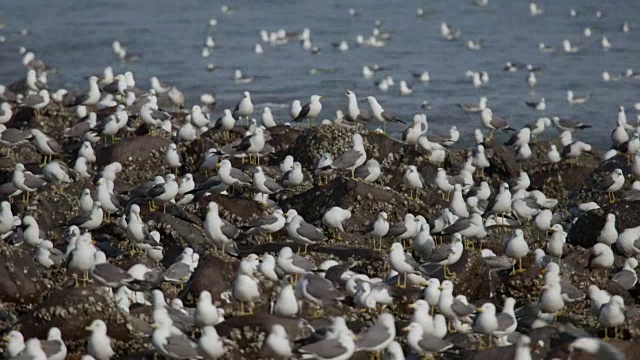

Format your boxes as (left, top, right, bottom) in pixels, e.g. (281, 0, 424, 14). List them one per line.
(258, 256, 263, 261)
(407, 303, 416, 309)
(216, 163, 221, 169)
(85, 325, 94, 331)
(388, 246, 393, 251)
(150, 323, 158, 329)
(2, 335, 10, 341)
(344, 91, 350, 96)
(476, 307, 483, 313)
(92, 240, 97, 245)
(539, 269, 546, 275)
(438, 286, 444, 290)
(319, 96, 324, 99)
(402, 327, 410, 333)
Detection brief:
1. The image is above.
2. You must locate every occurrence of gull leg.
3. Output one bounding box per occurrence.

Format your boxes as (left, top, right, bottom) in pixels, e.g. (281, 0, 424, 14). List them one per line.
(239, 302, 245, 315)
(489, 129, 494, 141)
(73, 274, 79, 288)
(604, 328, 610, 341)
(477, 335, 486, 350)
(488, 335, 493, 348)
(517, 258, 526, 272)
(510, 263, 517, 276)
(448, 321, 457, 333)
(351, 169, 356, 179)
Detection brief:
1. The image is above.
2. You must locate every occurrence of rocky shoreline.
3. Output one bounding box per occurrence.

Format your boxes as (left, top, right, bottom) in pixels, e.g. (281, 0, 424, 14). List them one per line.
(0, 101, 639, 359)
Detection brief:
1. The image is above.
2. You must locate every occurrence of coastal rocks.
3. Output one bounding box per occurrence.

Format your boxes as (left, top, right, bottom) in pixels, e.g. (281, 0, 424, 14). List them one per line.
(96, 134, 170, 168)
(0, 246, 47, 306)
(187, 254, 238, 303)
(15, 286, 145, 354)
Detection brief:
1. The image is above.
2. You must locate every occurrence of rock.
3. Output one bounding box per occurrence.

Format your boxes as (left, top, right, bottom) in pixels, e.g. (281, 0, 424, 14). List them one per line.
(0, 246, 47, 306)
(15, 286, 145, 354)
(96, 135, 170, 167)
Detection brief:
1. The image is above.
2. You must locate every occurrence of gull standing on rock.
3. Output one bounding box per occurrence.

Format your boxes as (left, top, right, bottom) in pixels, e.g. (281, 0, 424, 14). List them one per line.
(345, 90, 370, 126)
(233, 254, 261, 315)
(610, 258, 638, 290)
(505, 229, 529, 274)
(354, 159, 381, 183)
(232, 127, 266, 164)
(195, 291, 223, 328)
(596, 168, 624, 203)
(425, 233, 464, 278)
(147, 174, 179, 212)
(289, 100, 302, 121)
(403, 165, 425, 200)
(389, 242, 421, 288)
(294, 94, 323, 126)
(263, 324, 293, 359)
(86, 320, 114, 360)
(285, 209, 326, 253)
(365, 211, 390, 250)
(70, 76, 101, 107)
(599, 295, 626, 340)
(30, 129, 62, 166)
(246, 209, 286, 241)
(252, 166, 282, 197)
(473, 303, 499, 349)
(314, 152, 334, 185)
(598, 214, 618, 246)
(217, 159, 252, 189)
(213, 109, 236, 139)
(233, 91, 254, 123)
(282, 162, 304, 187)
(480, 109, 514, 140)
(367, 96, 405, 132)
(204, 202, 239, 255)
(322, 206, 351, 240)
(332, 133, 367, 179)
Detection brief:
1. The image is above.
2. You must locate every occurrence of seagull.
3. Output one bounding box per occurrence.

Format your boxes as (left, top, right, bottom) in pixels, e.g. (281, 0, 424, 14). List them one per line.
(505, 229, 529, 274)
(569, 337, 625, 359)
(527, 117, 551, 143)
(314, 153, 334, 185)
(553, 117, 591, 132)
(231, 127, 266, 164)
(481, 109, 515, 140)
(204, 201, 239, 255)
(263, 325, 293, 359)
(151, 316, 200, 359)
(69, 76, 101, 107)
(286, 209, 326, 253)
(610, 258, 638, 290)
(527, 72, 537, 88)
(276, 246, 317, 278)
(458, 97, 488, 113)
(282, 162, 304, 187)
(354, 159, 381, 183)
(146, 174, 179, 212)
(293, 94, 322, 126)
(332, 133, 367, 178)
(30, 128, 62, 166)
(233, 91, 254, 122)
(403, 165, 425, 200)
(354, 313, 396, 356)
(404, 322, 453, 358)
(217, 159, 252, 188)
(344, 90, 371, 125)
(598, 213, 618, 246)
(563, 39, 580, 53)
(473, 303, 499, 348)
(367, 96, 405, 132)
(322, 206, 351, 240)
(525, 98, 546, 111)
(289, 100, 302, 121)
(365, 212, 390, 251)
(298, 330, 355, 360)
(388, 242, 421, 288)
(12, 163, 46, 202)
(599, 296, 626, 340)
(252, 166, 282, 197)
(86, 320, 114, 360)
(567, 90, 590, 105)
(212, 109, 236, 139)
(596, 168, 625, 203)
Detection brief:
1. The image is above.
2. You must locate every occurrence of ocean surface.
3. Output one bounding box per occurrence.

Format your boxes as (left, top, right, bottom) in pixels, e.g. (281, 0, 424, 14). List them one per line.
(0, 0, 639, 148)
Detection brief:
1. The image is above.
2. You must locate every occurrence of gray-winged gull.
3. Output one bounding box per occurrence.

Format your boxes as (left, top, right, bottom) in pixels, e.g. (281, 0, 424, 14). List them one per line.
(425, 233, 463, 278)
(610, 258, 638, 290)
(67, 201, 103, 230)
(299, 272, 345, 307)
(233, 91, 254, 121)
(365, 211, 389, 251)
(294, 94, 323, 125)
(569, 337, 624, 360)
(552, 117, 591, 132)
(274, 283, 299, 317)
(354, 159, 381, 183)
(354, 313, 396, 356)
(599, 295, 626, 339)
(403, 165, 425, 200)
(615, 225, 640, 257)
(505, 229, 529, 274)
(480, 108, 515, 140)
(198, 326, 226, 359)
(493, 297, 517, 346)
(146, 174, 179, 212)
(204, 201, 239, 255)
(413, 223, 435, 260)
(538, 281, 564, 321)
(388, 242, 421, 287)
(285, 209, 326, 253)
(246, 209, 286, 241)
(263, 324, 293, 359)
(404, 322, 453, 358)
(90, 251, 134, 288)
(589, 243, 614, 274)
(151, 316, 200, 359)
(332, 133, 367, 178)
(12, 163, 46, 202)
(299, 331, 355, 360)
(233, 254, 261, 315)
(252, 166, 282, 196)
(277, 246, 317, 278)
(473, 303, 499, 348)
(322, 206, 351, 240)
(86, 320, 115, 360)
(231, 127, 266, 164)
(596, 168, 624, 203)
(282, 162, 304, 187)
(217, 159, 252, 189)
(367, 96, 405, 132)
(314, 152, 334, 185)
(344, 90, 371, 125)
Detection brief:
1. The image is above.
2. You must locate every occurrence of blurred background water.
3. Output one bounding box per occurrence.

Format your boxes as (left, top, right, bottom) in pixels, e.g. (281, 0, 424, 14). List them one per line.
(0, 0, 638, 148)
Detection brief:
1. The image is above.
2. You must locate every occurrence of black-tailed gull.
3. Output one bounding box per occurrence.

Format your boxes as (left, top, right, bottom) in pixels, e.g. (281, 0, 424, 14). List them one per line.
(365, 211, 389, 251)
(86, 320, 115, 360)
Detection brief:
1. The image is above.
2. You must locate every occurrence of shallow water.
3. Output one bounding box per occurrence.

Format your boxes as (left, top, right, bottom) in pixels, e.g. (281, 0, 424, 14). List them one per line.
(0, 0, 639, 148)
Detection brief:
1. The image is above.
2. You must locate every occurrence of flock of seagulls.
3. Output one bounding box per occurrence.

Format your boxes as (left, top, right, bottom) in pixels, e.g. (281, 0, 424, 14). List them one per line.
(0, 1, 639, 360)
